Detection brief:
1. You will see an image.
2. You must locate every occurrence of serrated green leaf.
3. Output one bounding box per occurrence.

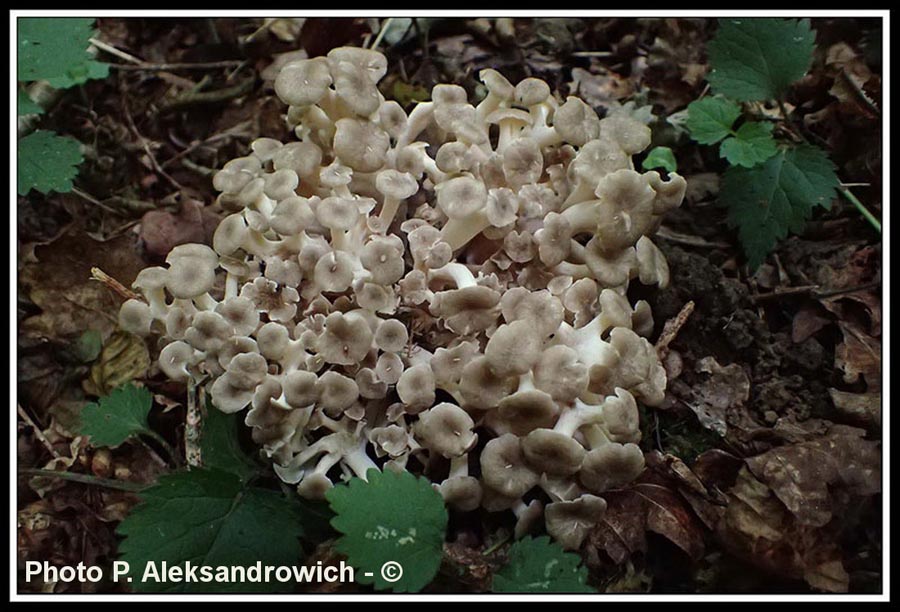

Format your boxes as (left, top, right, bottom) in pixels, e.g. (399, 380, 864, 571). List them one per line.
(79, 383, 152, 447)
(46, 60, 110, 89)
(17, 130, 83, 196)
(200, 406, 258, 483)
(642, 146, 677, 173)
(327, 468, 447, 592)
(686, 96, 741, 145)
(721, 144, 839, 269)
(492, 536, 594, 593)
(707, 18, 816, 102)
(719, 121, 778, 167)
(17, 89, 44, 115)
(17, 17, 107, 86)
(117, 469, 304, 593)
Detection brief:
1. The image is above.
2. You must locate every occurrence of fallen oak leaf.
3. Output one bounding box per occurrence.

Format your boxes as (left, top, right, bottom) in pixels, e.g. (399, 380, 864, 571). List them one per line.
(744, 424, 880, 528)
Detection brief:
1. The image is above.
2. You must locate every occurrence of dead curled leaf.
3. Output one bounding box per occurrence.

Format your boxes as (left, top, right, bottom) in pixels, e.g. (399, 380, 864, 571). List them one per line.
(714, 423, 880, 593)
(82, 331, 151, 397)
(687, 357, 751, 437)
(138, 199, 220, 260)
(744, 425, 880, 528)
(718, 466, 852, 593)
(20, 229, 147, 341)
(589, 479, 705, 564)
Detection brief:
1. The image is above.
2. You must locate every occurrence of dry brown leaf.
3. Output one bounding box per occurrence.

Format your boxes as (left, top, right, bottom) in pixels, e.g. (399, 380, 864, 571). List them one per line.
(687, 357, 751, 437)
(718, 466, 851, 592)
(834, 321, 881, 392)
(138, 198, 220, 260)
(744, 425, 880, 528)
(828, 388, 880, 428)
(82, 331, 151, 397)
(20, 229, 146, 341)
(590, 479, 705, 564)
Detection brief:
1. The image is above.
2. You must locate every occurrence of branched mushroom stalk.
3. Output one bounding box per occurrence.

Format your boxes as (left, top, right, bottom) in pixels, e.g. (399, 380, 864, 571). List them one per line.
(120, 46, 687, 552)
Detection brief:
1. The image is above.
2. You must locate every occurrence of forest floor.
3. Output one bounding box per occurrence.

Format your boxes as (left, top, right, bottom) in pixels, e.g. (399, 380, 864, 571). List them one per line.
(16, 17, 883, 594)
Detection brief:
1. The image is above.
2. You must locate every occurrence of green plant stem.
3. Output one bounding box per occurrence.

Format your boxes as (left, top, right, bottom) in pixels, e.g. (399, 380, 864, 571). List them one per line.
(18, 467, 147, 492)
(141, 429, 183, 468)
(483, 533, 512, 556)
(840, 188, 881, 233)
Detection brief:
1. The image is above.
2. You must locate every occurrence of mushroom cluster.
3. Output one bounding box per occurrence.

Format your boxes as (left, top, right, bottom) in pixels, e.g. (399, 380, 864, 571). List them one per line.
(119, 47, 686, 551)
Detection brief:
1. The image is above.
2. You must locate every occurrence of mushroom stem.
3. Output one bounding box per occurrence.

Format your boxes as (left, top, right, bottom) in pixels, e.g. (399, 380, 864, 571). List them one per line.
(193, 293, 218, 311)
(448, 454, 469, 480)
(224, 272, 240, 300)
(431, 262, 478, 289)
(343, 439, 379, 480)
(439, 211, 492, 251)
(553, 399, 604, 437)
(560, 200, 602, 234)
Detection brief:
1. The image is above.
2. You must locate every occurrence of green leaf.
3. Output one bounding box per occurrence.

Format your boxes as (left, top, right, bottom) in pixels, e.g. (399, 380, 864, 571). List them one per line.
(17, 17, 108, 86)
(492, 536, 594, 593)
(327, 468, 448, 592)
(17, 130, 83, 196)
(685, 96, 741, 145)
(719, 121, 778, 167)
(79, 383, 152, 447)
(117, 469, 304, 593)
(17, 89, 44, 115)
(46, 60, 110, 89)
(707, 18, 816, 102)
(721, 144, 839, 269)
(642, 146, 677, 173)
(200, 406, 258, 483)
(73, 329, 103, 363)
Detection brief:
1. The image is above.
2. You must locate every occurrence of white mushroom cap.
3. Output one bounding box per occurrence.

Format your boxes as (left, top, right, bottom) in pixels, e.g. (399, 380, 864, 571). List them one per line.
(479, 434, 539, 498)
(544, 494, 607, 550)
(396, 363, 435, 413)
(414, 402, 477, 458)
(274, 57, 333, 107)
(118, 299, 154, 336)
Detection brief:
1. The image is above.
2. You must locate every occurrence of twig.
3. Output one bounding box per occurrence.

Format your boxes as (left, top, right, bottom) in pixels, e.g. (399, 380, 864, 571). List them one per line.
(17, 405, 61, 460)
(185, 378, 202, 468)
(18, 468, 147, 492)
(655, 226, 730, 249)
(655, 301, 695, 360)
(141, 429, 183, 468)
(90, 267, 141, 302)
(120, 85, 184, 191)
(369, 17, 395, 50)
(71, 187, 120, 216)
(157, 77, 255, 113)
(161, 126, 250, 169)
(89, 37, 143, 65)
(840, 188, 881, 233)
(111, 60, 245, 72)
(751, 280, 881, 303)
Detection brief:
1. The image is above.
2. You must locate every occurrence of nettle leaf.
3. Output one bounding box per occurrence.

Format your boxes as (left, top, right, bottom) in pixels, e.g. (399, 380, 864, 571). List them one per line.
(492, 536, 594, 593)
(200, 404, 258, 483)
(707, 18, 816, 102)
(17, 17, 108, 86)
(46, 59, 110, 89)
(642, 146, 677, 173)
(17, 130, 83, 196)
(719, 121, 778, 168)
(686, 96, 741, 144)
(117, 469, 304, 593)
(79, 383, 152, 447)
(327, 468, 448, 592)
(17, 89, 43, 115)
(721, 144, 839, 269)
(16, 17, 109, 88)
